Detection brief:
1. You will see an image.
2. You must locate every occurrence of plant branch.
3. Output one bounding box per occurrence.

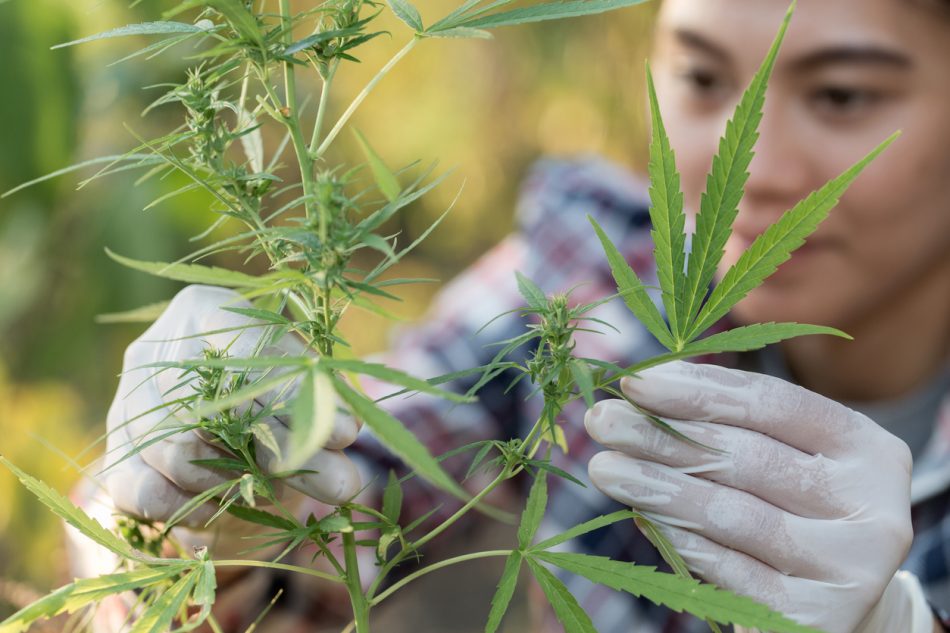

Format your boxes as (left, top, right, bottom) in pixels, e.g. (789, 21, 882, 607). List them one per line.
(314, 37, 419, 158)
(214, 559, 343, 583)
(369, 549, 512, 606)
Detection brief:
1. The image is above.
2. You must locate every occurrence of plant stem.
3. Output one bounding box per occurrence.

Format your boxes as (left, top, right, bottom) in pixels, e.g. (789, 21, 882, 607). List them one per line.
(214, 560, 343, 583)
(369, 550, 512, 606)
(309, 59, 338, 157)
(366, 465, 511, 600)
(314, 37, 419, 158)
(277, 0, 320, 230)
(341, 508, 370, 633)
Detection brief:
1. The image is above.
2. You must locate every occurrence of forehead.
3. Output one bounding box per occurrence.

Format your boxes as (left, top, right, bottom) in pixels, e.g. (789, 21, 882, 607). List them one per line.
(656, 0, 946, 70)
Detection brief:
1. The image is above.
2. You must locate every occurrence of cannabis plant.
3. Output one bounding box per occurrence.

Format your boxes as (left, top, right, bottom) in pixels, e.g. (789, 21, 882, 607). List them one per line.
(0, 1, 893, 632)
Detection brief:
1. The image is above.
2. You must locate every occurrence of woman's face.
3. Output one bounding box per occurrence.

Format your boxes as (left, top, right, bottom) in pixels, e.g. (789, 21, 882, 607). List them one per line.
(650, 0, 950, 330)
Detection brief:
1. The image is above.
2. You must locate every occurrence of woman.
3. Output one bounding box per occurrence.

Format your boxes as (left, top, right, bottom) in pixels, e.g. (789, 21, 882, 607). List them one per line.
(82, 0, 950, 631)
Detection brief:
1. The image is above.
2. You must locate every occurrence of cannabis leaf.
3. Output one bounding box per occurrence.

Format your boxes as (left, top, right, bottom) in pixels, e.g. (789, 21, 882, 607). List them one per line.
(592, 1, 896, 356)
(535, 552, 820, 633)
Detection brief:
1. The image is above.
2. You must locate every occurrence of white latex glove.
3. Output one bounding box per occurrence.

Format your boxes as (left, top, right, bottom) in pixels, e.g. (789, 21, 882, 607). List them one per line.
(102, 285, 362, 549)
(584, 360, 929, 633)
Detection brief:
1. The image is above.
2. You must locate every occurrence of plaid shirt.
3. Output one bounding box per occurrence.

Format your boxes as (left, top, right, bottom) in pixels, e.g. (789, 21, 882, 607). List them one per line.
(73, 156, 950, 632)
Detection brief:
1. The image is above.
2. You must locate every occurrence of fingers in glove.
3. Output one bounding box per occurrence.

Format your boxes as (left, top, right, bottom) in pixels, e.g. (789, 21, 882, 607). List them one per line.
(105, 452, 218, 528)
(588, 451, 841, 580)
(252, 416, 361, 505)
(621, 361, 878, 457)
(584, 399, 845, 519)
(646, 522, 811, 625)
(138, 429, 240, 493)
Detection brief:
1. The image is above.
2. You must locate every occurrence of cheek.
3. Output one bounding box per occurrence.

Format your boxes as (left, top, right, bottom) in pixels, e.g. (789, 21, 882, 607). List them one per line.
(838, 138, 950, 297)
(727, 129, 950, 327)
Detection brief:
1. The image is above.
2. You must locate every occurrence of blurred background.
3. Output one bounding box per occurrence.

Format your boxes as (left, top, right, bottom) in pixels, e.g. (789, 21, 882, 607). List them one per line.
(0, 0, 656, 624)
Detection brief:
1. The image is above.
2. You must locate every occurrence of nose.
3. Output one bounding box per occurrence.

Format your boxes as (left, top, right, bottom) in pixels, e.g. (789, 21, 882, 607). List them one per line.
(741, 98, 813, 222)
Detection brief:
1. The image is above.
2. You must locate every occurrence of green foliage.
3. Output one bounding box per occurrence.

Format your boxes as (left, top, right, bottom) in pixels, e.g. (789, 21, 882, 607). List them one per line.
(0, 456, 142, 562)
(517, 471, 547, 549)
(334, 378, 468, 501)
(536, 551, 819, 633)
(525, 558, 597, 633)
(485, 551, 522, 633)
(50, 21, 215, 49)
(0, 566, 190, 633)
(286, 367, 337, 470)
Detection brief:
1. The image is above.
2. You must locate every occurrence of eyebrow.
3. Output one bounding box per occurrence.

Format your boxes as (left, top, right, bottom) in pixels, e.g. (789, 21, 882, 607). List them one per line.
(673, 28, 913, 71)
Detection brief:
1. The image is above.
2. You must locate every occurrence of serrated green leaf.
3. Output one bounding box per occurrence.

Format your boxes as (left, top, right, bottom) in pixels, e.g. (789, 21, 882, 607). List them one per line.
(315, 514, 352, 533)
(387, 0, 424, 30)
(425, 26, 493, 39)
(251, 422, 282, 462)
(518, 471, 548, 549)
(285, 26, 363, 55)
(2, 154, 163, 199)
(589, 216, 675, 350)
(354, 129, 401, 202)
(220, 306, 290, 325)
(322, 358, 474, 403)
(429, 0, 493, 31)
(226, 504, 296, 531)
(50, 21, 212, 49)
(682, 322, 850, 356)
(95, 300, 171, 324)
(239, 473, 256, 507)
(515, 271, 547, 311)
(285, 368, 336, 470)
(525, 558, 597, 633)
(106, 249, 284, 288)
(681, 5, 792, 340)
(686, 133, 897, 340)
(535, 552, 821, 632)
(181, 559, 217, 631)
(334, 379, 468, 501)
(0, 456, 141, 561)
(129, 571, 198, 633)
(458, 0, 647, 29)
(465, 441, 496, 480)
(633, 515, 726, 633)
(531, 510, 637, 551)
(0, 566, 188, 633)
(362, 233, 397, 258)
(382, 470, 403, 524)
(644, 62, 688, 344)
(166, 0, 263, 47)
(570, 359, 595, 407)
(485, 551, 522, 633)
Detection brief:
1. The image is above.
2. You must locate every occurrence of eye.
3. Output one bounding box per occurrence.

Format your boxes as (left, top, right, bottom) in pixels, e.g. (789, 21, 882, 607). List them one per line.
(677, 66, 728, 98)
(809, 85, 882, 118)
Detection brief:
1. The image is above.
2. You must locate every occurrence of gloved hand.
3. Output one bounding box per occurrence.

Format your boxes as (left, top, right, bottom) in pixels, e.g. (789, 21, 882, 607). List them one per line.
(102, 285, 362, 551)
(584, 360, 930, 633)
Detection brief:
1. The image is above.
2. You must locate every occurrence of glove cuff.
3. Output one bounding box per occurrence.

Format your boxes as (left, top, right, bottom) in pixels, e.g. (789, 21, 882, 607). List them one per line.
(856, 570, 934, 633)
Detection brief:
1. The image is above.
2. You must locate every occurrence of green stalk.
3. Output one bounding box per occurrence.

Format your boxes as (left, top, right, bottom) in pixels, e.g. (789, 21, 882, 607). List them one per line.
(341, 508, 370, 633)
(277, 0, 321, 233)
(309, 59, 339, 157)
(314, 37, 419, 158)
(369, 550, 512, 606)
(366, 464, 512, 600)
(214, 560, 343, 583)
